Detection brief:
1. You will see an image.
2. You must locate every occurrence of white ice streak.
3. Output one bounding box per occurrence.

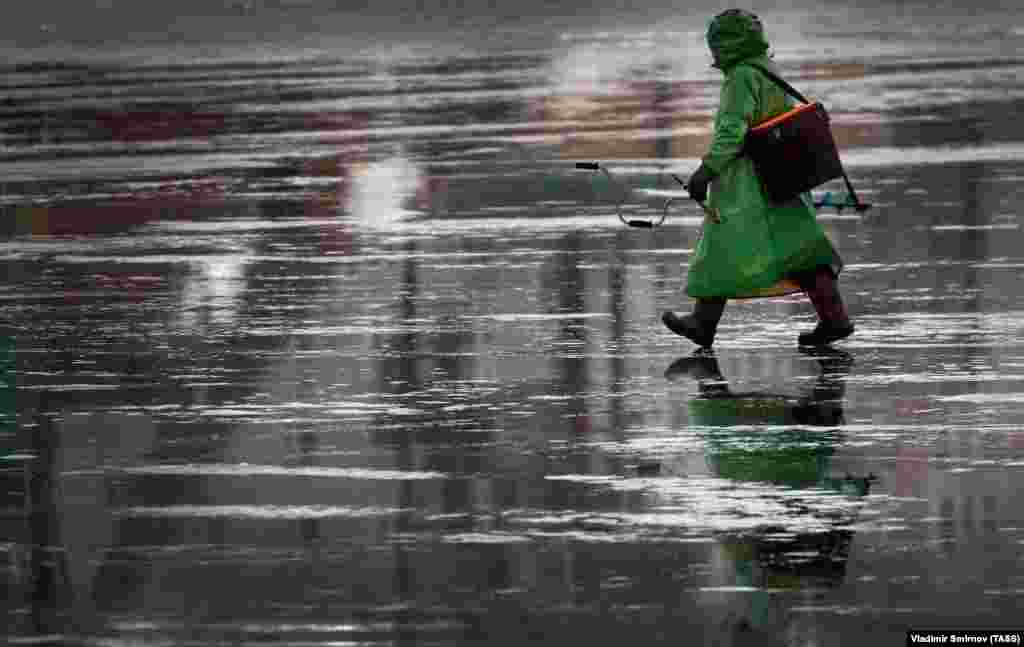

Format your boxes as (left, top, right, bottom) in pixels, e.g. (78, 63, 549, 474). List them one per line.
(22, 383, 121, 391)
(103, 463, 446, 480)
(469, 312, 611, 322)
(196, 401, 423, 418)
(931, 224, 1020, 231)
(934, 393, 1024, 403)
(538, 474, 867, 534)
(442, 532, 533, 544)
(108, 618, 391, 634)
(114, 504, 411, 519)
(152, 218, 345, 232)
(842, 142, 1024, 168)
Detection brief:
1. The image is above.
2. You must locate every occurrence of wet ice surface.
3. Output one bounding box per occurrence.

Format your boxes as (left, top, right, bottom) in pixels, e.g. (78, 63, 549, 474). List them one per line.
(4, 3, 1024, 646)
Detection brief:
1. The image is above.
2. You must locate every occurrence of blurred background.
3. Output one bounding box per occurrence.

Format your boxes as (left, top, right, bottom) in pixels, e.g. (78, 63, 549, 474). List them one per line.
(3, 1, 1024, 645)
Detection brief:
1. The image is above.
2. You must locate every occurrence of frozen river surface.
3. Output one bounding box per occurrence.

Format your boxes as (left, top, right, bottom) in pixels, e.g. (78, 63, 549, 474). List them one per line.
(3, 1, 1024, 644)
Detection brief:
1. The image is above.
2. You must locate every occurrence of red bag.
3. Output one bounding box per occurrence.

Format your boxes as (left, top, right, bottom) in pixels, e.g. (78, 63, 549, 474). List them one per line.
(742, 64, 846, 205)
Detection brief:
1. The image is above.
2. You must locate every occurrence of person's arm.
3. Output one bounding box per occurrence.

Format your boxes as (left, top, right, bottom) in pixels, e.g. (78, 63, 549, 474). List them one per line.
(701, 66, 759, 176)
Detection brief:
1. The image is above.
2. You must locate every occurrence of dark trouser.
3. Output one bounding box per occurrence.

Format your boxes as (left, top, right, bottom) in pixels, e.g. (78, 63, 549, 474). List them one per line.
(795, 265, 850, 324)
(690, 265, 848, 333)
(683, 265, 848, 347)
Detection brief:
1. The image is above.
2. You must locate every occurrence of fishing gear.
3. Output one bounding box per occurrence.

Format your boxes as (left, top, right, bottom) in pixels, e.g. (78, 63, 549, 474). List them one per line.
(813, 190, 872, 213)
(575, 160, 863, 228)
(575, 162, 719, 228)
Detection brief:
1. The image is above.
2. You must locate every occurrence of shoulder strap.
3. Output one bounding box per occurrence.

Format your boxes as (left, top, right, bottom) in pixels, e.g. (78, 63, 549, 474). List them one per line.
(744, 63, 811, 105)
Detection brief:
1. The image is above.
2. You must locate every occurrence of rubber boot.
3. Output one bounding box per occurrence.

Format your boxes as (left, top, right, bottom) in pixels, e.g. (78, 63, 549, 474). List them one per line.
(793, 347, 853, 425)
(797, 267, 854, 346)
(662, 298, 726, 348)
(664, 353, 731, 397)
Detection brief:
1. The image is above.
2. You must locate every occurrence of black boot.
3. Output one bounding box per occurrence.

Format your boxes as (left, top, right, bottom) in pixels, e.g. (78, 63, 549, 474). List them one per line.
(800, 346, 854, 378)
(664, 353, 731, 397)
(798, 321, 855, 347)
(797, 268, 853, 347)
(793, 347, 853, 425)
(662, 297, 726, 348)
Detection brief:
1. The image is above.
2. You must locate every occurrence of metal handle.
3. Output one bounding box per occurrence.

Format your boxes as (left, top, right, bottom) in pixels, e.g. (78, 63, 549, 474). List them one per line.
(578, 161, 665, 227)
(578, 161, 725, 228)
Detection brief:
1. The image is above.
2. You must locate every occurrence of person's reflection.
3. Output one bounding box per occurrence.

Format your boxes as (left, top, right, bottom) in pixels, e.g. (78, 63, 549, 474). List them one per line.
(666, 348, 851, 431)
(665, 349, 874, 644)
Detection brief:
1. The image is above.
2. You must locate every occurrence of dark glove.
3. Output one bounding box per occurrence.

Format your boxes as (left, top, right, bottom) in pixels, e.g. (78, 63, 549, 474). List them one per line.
(687, 163, 714, 203)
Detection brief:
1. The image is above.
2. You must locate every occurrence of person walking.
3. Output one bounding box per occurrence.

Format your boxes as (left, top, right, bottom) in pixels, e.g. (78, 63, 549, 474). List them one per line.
(662, 9, 854, 348)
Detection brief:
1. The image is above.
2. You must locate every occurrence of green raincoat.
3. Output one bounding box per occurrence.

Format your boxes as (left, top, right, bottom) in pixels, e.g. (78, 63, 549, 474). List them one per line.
(690, 396, 835, 488)
(687, 11, 842, 299)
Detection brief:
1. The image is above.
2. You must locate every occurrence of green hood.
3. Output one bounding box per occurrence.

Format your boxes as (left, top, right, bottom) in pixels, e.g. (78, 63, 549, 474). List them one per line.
(706, 9, 771, 73)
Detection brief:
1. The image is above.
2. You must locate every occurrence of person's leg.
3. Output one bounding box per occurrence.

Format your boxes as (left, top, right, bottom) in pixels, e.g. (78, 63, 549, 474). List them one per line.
(662, 297, 727, 348)
(797, 266, 853, 346)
